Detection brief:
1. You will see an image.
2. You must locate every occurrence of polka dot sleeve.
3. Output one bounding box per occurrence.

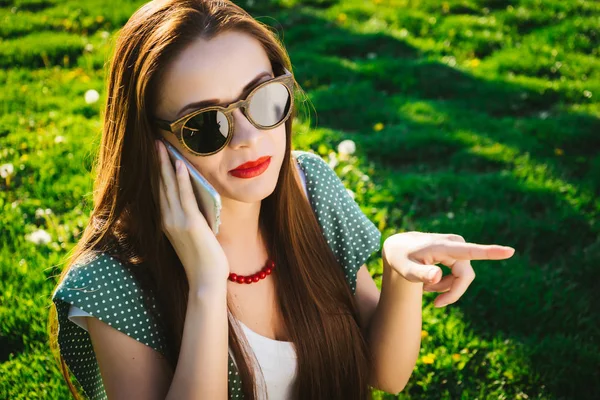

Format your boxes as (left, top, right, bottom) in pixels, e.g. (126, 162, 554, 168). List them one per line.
(51, 252, 168, 400)
(292, 150, 382, 294)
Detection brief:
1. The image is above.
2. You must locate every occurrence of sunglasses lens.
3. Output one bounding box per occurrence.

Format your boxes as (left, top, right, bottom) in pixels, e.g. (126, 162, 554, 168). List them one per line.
(248, 82, 291, 127)
(182, 110, 229, 154)
(179, 80, 292, 155)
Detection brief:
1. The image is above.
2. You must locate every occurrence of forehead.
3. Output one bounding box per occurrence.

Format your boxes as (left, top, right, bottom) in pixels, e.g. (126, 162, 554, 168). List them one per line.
(158, 30, 273, 117)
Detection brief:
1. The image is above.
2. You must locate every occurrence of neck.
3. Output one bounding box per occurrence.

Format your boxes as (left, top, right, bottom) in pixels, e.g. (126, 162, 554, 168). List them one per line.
(216, 198, 268, 275)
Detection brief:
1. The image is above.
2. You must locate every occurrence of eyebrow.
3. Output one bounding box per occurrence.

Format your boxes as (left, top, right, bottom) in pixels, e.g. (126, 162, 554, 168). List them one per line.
(174, 71, 273, 119)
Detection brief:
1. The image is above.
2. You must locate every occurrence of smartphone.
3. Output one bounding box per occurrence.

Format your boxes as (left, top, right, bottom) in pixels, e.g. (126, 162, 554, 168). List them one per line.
(160, 137, 222, 236)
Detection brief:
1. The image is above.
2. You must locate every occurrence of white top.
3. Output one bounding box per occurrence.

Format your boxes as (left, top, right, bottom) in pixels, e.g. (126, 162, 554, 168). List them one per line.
(68, 305, 297, 399)
(66, 160, 307, 399)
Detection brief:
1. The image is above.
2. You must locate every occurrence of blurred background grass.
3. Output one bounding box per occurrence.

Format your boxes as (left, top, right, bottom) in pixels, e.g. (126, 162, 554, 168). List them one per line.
(0, 0, 599, 399)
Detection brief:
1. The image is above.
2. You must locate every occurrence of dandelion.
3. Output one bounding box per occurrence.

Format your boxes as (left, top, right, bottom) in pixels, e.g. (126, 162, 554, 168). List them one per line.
(337, 139, 356, 156)
(583, 90, 592, 99)
(328, 152, 339, 168)
(85, 89, 100, 104)
(0, 163, 14, 178)
(421, 353, 435, 364)
(442, 55, 457, 67)
(35, 208, 46, 218)
(54, 135, 66, 144)
(84, 43, 94, 53)
(100, 31, 110, 40)
(421, 330, 429, 339)
(1, 162, 15, 186)
(337, 13, 347, 23)
(373, 122, 384, 131)
(452, 353, 461, 361)
(27, 229, 52, 245)
(469, 58, 481, 68)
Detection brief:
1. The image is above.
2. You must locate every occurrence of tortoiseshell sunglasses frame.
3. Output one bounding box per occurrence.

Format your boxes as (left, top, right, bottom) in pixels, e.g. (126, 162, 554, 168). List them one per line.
(154, 66, 295, 157)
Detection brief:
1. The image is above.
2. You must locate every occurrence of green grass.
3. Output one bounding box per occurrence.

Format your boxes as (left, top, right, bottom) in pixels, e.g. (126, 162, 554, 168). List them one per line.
(1, 0, 599, 399)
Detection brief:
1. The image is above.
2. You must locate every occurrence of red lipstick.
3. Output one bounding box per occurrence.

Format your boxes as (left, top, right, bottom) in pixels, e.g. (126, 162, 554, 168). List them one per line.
(229, 156, 271, 179)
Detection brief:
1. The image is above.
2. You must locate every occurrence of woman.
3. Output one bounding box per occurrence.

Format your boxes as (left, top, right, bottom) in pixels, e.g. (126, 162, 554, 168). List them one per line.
(48, 1, 515, 399)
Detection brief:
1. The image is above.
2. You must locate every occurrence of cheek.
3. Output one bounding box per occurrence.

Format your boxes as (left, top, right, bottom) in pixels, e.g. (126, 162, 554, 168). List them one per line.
(271, 125, 287, 148)
(188, 158, 219, 184)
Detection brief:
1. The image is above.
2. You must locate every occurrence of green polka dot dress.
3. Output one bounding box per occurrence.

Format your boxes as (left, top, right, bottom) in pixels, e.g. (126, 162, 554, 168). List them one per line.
(51, 149, 381, 399)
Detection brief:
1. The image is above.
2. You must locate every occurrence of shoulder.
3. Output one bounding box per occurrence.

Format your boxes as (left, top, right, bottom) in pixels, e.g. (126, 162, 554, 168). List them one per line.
(51, 251, 169, 398)
(291, 149, 342, 196)
(292, 149, 324, 168)
(291, 149, 382, 295)
(52, 251, 166, 351)
(54, 251, 147, 311)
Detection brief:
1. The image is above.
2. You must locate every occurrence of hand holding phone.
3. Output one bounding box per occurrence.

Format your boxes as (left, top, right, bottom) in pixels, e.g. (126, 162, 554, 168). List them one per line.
(160, 138, 222, 235)
(155, 139, 228, 289)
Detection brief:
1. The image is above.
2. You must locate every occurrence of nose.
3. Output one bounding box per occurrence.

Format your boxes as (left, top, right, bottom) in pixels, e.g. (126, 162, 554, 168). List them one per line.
(227, 108, 263, 149)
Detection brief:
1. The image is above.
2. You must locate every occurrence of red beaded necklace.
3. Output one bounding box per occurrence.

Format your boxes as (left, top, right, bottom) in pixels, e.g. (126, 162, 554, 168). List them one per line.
(228, 259, 275, 284)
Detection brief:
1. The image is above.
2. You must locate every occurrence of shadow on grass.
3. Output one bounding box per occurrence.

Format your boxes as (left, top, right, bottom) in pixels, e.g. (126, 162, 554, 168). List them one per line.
(260, 7, 599, 399)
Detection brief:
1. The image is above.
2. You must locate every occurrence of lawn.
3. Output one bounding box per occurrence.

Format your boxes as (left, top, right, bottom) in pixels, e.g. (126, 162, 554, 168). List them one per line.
(1, 0, 598, 399)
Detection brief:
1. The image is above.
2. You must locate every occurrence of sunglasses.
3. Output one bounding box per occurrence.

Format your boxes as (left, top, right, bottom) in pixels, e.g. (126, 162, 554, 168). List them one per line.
(154, 66, 295, 156)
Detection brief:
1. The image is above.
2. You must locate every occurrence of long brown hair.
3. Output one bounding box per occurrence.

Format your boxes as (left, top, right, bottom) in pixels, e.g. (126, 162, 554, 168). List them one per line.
(48, 1, 373, 399)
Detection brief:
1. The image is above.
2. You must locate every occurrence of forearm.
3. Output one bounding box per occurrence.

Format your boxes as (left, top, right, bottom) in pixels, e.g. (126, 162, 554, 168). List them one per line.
(367, 258, 423, 394)
(166, 284, 229, 400)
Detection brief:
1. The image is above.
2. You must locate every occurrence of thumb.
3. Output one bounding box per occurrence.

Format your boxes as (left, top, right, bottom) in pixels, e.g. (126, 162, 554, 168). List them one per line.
(400, 258, 443, 284)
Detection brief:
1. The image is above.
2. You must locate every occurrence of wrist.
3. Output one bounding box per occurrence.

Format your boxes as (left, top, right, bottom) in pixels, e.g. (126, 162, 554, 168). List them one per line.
(383, 259, 424, 288)
(189, 283, 228, 303)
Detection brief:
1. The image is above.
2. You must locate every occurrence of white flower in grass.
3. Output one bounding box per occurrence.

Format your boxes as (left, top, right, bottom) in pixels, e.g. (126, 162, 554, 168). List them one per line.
(0, 163, 14, 178)
(328, 152, 338, 168)
(337, 139, 356, 156)
(35, 208, 45, 218)
(447, 212, 455, 219)
(54, 135, 65, 144)
(84, 89, 100, 104)
(27, 229, 52, 245)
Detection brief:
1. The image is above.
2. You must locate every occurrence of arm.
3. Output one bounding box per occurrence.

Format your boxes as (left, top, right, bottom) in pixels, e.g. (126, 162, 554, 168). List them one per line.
(87, 283, 229, 400)
(165, 284, 229, 399)
(355, 251, 423, 394)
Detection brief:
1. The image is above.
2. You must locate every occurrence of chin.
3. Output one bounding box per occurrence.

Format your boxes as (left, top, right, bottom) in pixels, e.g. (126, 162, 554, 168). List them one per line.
(219, 172, 271, 199)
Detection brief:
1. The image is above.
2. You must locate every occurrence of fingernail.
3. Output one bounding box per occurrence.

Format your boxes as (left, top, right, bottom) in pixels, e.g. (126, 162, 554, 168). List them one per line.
(175, 159, 181, 171)
(427, 268, 437, 280)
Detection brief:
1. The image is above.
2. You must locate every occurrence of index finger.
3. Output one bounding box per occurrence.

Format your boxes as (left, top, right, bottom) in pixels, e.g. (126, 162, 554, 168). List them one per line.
(430, 241, 515, 261)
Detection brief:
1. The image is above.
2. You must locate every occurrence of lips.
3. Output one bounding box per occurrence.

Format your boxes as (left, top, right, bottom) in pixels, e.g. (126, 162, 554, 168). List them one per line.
(230, 156, 271, 171)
